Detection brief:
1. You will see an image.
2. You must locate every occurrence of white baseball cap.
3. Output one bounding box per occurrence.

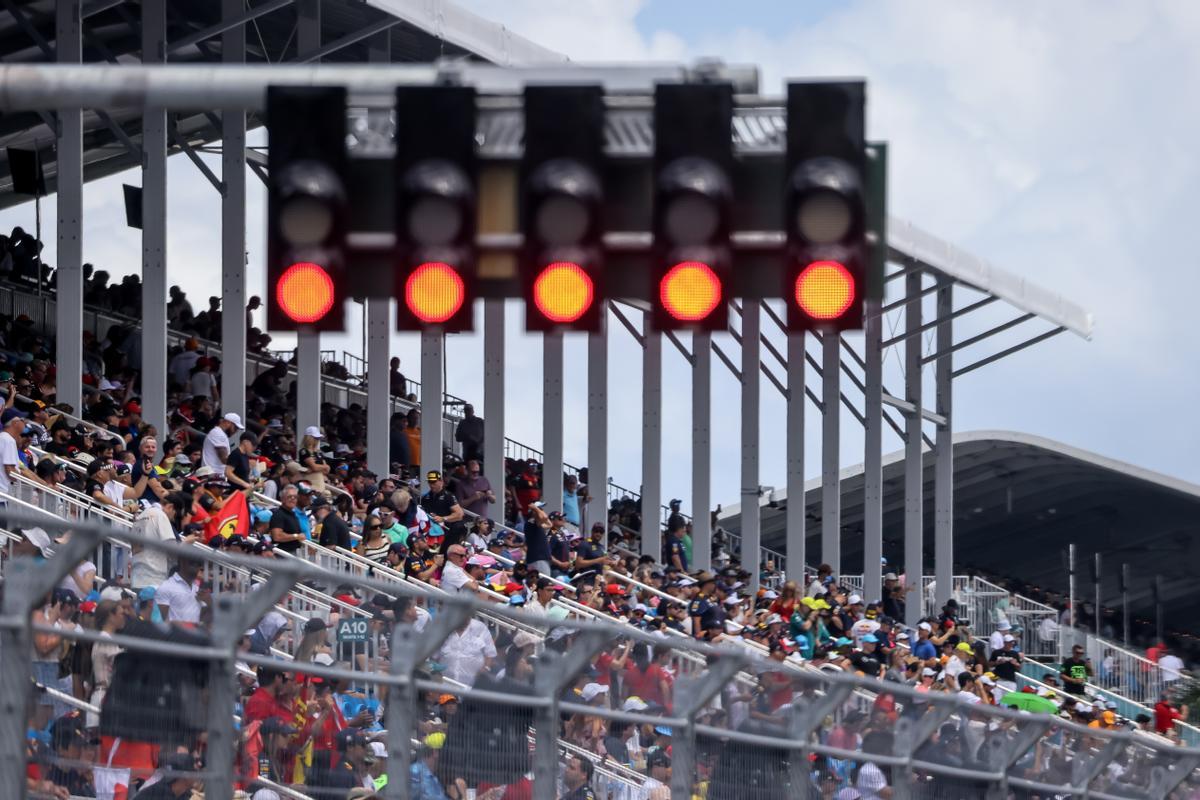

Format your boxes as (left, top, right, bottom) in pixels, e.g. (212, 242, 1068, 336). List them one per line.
(222, 412, 244, 430)
(304, 425, 324, 439)
(623, 696, 649, 712)
(918, 622, 933, 632)
(847, 594, 863, 605)
(581, 683, 609, 702)
(21, 527, 53, 557)
(1003, 634, 1015, 642)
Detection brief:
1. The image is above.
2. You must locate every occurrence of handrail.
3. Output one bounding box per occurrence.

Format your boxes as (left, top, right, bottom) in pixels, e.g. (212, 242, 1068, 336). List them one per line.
(460, 507, 576, 595)
(30, 446, 87, 475)
(19, 393, 124, 444)
(10, 473, 135, 527)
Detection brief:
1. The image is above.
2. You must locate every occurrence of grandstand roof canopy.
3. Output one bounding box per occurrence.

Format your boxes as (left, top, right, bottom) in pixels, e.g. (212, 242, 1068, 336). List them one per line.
(718, 431, 1200, 627)
(0, 0, 564, 205)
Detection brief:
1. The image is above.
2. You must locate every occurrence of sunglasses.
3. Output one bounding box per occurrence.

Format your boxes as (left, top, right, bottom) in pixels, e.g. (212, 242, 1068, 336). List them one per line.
(368, 525, 382, 531)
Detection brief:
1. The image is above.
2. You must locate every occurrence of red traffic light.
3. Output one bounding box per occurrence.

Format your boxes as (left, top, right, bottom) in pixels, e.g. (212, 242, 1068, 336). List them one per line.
(794, 260, 856, 320)
(532, 261, 594, 324)
(659, 261, 723, 322)
(405, 261, 466, 324)
(276, 261, 336, 324)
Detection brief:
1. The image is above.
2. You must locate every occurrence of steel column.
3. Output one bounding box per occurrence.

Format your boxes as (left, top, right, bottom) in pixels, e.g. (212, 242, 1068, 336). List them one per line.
(785, 330, 805, 583)
(691, 331, 712, 572)
(483, 300, 506, 488)
(641, 313, 662, 560)
(821, 334, 840, 577)
(55, 0, 83, 416)
(586, 322, 607, 531)
(933, 277, 954, 608)
(296, 333, 321, 435)
(364, 29, 391, 478)
(863, 302, 884, 604)
(903, 271, 924, 626)
(141, 0, 168, 437)
(741, 303, 761, 594)
(419, 332, 444, 478)
(543, 332, 564, 515)
(219, 0, 247, 427)
(293, 0, 322, 436)
(366, 298, 391, 475)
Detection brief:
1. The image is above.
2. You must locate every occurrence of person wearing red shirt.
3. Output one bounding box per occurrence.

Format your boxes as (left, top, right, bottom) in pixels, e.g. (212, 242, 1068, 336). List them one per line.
(769, 582, 800, 620)
(298, 682, 347, 754)
(244, 667, 295, 725)
(1154, 693, 1189, 735)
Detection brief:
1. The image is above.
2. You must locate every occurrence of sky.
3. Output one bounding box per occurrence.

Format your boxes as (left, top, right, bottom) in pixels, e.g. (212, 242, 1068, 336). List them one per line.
(4, 0, 1199, 520)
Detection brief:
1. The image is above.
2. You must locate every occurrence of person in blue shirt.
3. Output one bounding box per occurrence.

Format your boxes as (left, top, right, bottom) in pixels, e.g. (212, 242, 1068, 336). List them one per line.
(910, 620, 938, 661)
(410, 736, 451, 800)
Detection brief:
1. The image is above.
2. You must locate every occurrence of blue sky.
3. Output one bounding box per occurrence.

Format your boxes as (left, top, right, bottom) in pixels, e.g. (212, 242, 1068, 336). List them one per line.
(4, 0, 1198, 520)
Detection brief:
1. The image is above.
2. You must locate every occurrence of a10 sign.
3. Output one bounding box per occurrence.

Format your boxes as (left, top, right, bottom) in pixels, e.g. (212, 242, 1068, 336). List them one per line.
(336, 618, 369, 643)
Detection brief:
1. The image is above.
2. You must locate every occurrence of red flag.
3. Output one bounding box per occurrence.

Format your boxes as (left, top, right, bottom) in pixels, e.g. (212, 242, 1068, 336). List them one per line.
(207, 491, 250, 539)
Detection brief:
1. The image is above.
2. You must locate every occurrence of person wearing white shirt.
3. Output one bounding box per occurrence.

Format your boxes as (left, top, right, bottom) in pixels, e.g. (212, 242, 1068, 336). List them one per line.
(202, 413, 243, 472)
(155, 560, 202, 624)
(0, 408, 28, 495)
(1160, 648, 1186, 684)
(989, 620, 1012, 655)
(439, 544, 476, 593)
(525, 578, 557, 616)
(435, 618, 496, 686)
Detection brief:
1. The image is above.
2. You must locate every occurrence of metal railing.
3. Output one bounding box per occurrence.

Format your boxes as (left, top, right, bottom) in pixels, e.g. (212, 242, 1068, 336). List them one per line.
(5, 509, 1199, 800)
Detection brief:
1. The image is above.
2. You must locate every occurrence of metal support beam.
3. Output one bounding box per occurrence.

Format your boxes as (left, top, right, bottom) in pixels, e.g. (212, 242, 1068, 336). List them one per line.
(903, 271, 923, 627)
(366, 299, 391, 476)
(880, 393, 947, 428)
(692, 331, 712, 572)
(206, 570, 296, 800)
(1070, 734, 1126, 791)
(219, 0, 248, 429)
(296, 332, 322, 435)
(933, 278, 954, 609)
(142, 0, 169, 437)
(484, 300, 506, 492)
(881, 295, 998, 349)
(532, 631, 611, 800)
(669, 658, 744, 800)
(641, 314, 663, 559)
(168, 0, 296, 54)
(863, 299, 883, 603)
(365, 28, 391, 479)
(383, 603, 472, 800)
(292, 18, 402, 64)
(543, 332, 564, 515)
(820, 333, 840, 576)
(419, 333, 444, 479)
(1148, 753, 1200, 800)
(294, 0, 322, 438)
(920, 312, 1035, 365)
(609, 302, 645, 347)
(742, 303, 762, 594)
(785, 330, 805, 583)
(952, 326, 1067, 378)
(586, 321, 607, 531)
(55, 0, 83, 416)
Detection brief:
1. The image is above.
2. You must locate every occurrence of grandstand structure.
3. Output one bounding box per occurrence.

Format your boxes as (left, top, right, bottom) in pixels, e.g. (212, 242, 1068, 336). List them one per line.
(7, 1, 1200, 800)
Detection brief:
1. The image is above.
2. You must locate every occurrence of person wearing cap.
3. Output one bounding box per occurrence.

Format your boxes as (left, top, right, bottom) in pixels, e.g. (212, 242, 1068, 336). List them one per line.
(990, 633, 1023, 692)
(421, 470, 465, 548)
(318, 728, 373, 794)
(254, 717, 298, 785)
(911, 621, 938, 661)
(131, 751, 199, 799)
(688, 572, 719, 640)
(0, 406, 42, 495)
(201, 411, 243, 473)
(408, 734, 452, 800)
(404, 532, 440, 584)
(298, 427, 330, 495)
(663, 522, 687, 573)
(223, 431, 260, 492)
(311, 495, 351, 551)
(849, 634, 885, 678)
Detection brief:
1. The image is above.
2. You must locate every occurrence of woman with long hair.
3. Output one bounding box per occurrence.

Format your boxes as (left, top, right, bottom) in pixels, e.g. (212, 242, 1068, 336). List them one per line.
(298, 432, 329, 494)
(356, 516, 391, 565)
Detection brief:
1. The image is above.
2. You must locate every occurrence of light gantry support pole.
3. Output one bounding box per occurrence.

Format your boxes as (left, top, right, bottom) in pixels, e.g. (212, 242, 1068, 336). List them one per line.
(364, 28, 392, 478)
(903, 270, 924, 627)
(55, 0, 83, 416)
(141, 0, 168, 437)
(294, 0, 323, 436)
(741, 302, 762, 594)
(480, 164, 513, 492)
(863, 299, 884, 605)
(933, 276, 954, 608)
(820, 332, 842, 577)
(785, 329, 804, 583)
(641, 311, 663, 561)
(586, 319, 608, 532)
(543, 331, 565, 515)
(219, 0, 247, 431)
(692, 331, 712, 572)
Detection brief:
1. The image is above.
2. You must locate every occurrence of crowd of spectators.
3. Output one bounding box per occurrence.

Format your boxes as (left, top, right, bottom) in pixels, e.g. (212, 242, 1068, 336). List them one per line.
(1, 234, 1198, 799)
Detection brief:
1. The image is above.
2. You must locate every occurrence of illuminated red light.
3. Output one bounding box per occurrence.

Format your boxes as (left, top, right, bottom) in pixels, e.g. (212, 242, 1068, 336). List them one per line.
(532, 262, 594, 324)
(276, 261, 336, 324)
(659, 261, 722, 321)
(794, 260, 855, 320)
(405, 261, 465, 324)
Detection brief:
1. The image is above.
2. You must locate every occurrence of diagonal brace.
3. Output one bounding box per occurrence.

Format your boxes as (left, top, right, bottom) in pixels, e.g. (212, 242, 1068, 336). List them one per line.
(1148, 752, 1200, 800)
(893, 702, 956, 758)
(1070, 734, 1127, 790)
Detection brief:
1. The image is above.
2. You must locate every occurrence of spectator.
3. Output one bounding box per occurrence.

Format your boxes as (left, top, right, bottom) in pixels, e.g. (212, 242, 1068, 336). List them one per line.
(435, 617, 496, 686)
(1154, 692, 1188, 735)
(1060, 644, 1093, 696)
(269, 486, 306, 554)
(421, 470, 465, 549)
(454, 403, 484, 463)
(312, 496, 351, 551)
(453, 458, 494, 520)
(202, 412, 243, 472)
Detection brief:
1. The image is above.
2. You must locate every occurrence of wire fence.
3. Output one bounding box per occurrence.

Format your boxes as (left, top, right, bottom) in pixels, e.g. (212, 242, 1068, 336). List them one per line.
(1, 509, 1200, 800)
